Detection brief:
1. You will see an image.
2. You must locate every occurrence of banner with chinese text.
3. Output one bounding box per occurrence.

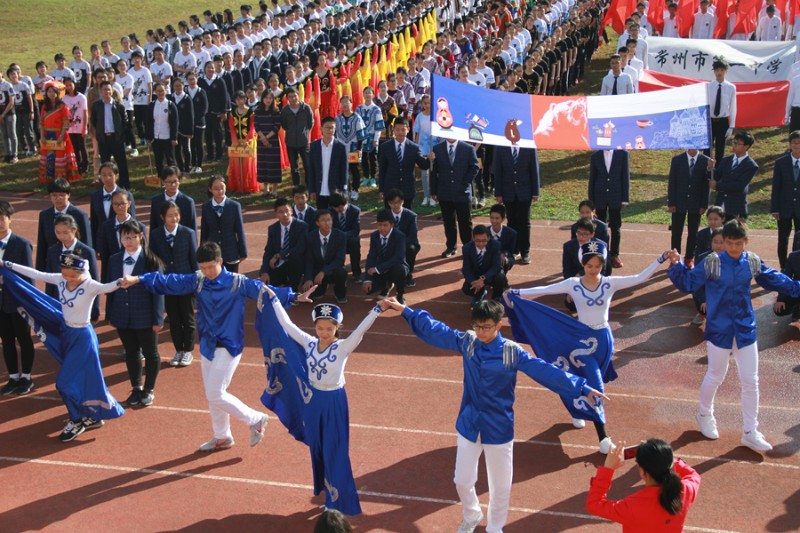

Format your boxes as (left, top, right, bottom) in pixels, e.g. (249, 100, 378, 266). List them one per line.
(430, 74, 710, 151)
(645, 37, 794, 82)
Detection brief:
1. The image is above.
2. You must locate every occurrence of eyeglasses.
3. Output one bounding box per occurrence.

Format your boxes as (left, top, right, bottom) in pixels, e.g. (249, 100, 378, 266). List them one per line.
(576, 231, 593, 238)
(112, 202, 129, 208)
(472, 322, 498, 332)
(120, 235, 140, 241)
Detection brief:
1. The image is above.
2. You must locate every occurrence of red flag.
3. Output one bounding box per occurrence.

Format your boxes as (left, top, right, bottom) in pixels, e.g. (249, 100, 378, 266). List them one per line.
(677, 0, 699, 37)
(600, 0, 637, 35)
(648, 0, 666, 34)
(732, 0, 759, 35)
(788, 0, 800, 20)
(714, 0, 733, 37)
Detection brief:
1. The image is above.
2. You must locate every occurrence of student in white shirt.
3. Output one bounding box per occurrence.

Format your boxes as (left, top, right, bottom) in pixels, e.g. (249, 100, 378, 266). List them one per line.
(149, 46, 173, 94)
(692, 0, 717, 39)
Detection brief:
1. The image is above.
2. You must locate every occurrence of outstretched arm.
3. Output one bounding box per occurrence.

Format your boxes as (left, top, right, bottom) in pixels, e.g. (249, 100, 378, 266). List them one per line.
(382, 297, 463, 353)
(607, 253, 669, 291)
(263, 284, 315, 346)
(337, 304, 383, 354)
(2, 261, 63, 286)
(515, 277, 574, 299)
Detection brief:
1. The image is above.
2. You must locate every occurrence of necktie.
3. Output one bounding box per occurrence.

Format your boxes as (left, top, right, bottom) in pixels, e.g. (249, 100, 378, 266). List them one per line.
(123, 256, 135, 265)
(166, 196, 176, 202)
(103, 193, 112, 201)
(396, 142, 402, 162)
(689, 157, 695, 173)
(115, 224, 123, 232)
(714, 83, 722, 117)
(381, 236, 388, 251)
(612, 76, 618, 95)
(213, 205, 224, 216)
(448, 143, 455, 165)
(732, 158, 739, 171)
(166, 233, 175, 246)
(297, 211, 304, 221)
(395, 214, 401, 224)
(281, 228, 290, 256)
(54, 211, 63, 217)
(512, 146, 518, 166)
(0, 241, 6, 250)
(321, 236, 328, 255)
(794, 160, 799, 182)
(339, 212, 346, 226)
(477, 250, 484, 268)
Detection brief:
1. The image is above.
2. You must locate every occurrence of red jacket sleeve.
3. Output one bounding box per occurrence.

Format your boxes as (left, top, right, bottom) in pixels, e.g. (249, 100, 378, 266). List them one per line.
(674, 458, 701, 506)
(586, 466, 637, 524)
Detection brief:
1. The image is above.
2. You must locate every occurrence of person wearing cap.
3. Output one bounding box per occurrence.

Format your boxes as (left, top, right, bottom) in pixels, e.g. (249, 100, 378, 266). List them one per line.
(512, 244, 671, 454)
(260, 284, 384, 515)
(1, 252, 125, 443)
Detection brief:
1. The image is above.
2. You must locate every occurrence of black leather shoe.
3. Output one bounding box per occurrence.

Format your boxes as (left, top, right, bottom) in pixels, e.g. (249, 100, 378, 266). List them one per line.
(441, 248, 456, 258)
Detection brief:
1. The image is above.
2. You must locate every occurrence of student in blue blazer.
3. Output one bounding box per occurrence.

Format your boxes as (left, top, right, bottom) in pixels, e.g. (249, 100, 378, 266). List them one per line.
(0, 201, 36, 396)
(362, 209, 408, 304)
(588, 149, 629, 268)
(386, 188, 420, 287)
(667, 149, 711, 263)
(186, 72, 208, 172)
(378, 117, 431, 209)
(770, 131, 800, 268)
(461, 225, 506, 306)
(106, 221, 165, 407)
(260, 197, 308, 290)
(308, 117, 349, 209)
(36, 178, 92, 271)
(149, 166, 197, 234)
(96, 189, 146, 282)
(330, 191, 363, 282)
(90, 161, 137, 248)
(493, 144, 540, 264)
(168, 77, 195, 175)
(488, 204, 518, 274)
(149, 200, 199, 367)
(303, 209, 348, 303)
(200, 175, 247, 273)
(710, 131, 758, 222)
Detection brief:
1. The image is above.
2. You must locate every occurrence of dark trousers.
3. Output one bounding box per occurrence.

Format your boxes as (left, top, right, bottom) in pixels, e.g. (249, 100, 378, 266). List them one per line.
(191, 127, 205, 167)
(348, 162, 361, 192)
(205, 113, 224, 160)
(16, 113, 35, 152)
(506, 198, 533, 255)
(774, 296, 800, 319)
(311, 266, 348, 299)
(152, 139, 177, 174)
(97, 137, 130, 188)
(440, 200, 473, 250)
(269, 253, 305, 290)
(406, 244, 419, 275)
(477, 145, 494, 197)
(316, 195, 330, 210)
(224, 261, 239, 273)
(708, 117, 729, 166)
(596, 207, 622, 257)
(370, 264, 406, 295)
(777, 215, 800, 268)
(133, 105, 148, 141)
(791, 107, 800, 134)
(175, 134, 191, 172)
(461, 271, 508, 299)
(671, 210, 702, 258)
(0, 311, 35, 375)
(287, 145, 309, 186)
(361, 150, 377, 179)
(118, 327, 160, 391)
(347, 235, 362, 277)
(69, 133, 88, 174)
(164, 294, 196, 353)
(123, 110, 136, 147)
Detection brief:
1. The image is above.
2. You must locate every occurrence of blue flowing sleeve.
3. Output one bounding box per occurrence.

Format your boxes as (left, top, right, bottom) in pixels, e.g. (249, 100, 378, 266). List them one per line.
(669, 261, 707, 294)
(756, 262, 800, 298)
(517, 350, 591, 398)
(138, 272, 199, 295)
(401, 307, 464, 353)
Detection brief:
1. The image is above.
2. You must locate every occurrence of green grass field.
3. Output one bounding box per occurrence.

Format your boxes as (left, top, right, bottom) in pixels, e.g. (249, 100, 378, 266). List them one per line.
(0, 3, 786, 228)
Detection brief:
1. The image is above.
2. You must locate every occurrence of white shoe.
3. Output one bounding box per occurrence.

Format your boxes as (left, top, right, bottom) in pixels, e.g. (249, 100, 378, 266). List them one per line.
(350, 190, 359, 200)
(457, 514, 483, 533)
(572, 417, 586, 429)
(129, 149, 139, 157)
(170, 352, 183, 367)
(180, 352, 194, 366)
(421, 196, 430, 207)
(599, 437, 614, 454)
(429, 199, 438, 207)
(696, 413, 719, 440)
(198, 437, 234, 452)
(742, 430, 772, 453)
(250, 413, 268, 446)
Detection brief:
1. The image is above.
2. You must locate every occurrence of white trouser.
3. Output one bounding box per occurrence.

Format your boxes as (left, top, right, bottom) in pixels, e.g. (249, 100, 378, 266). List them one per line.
(454, 433, 513, 533)
(201, 348, 262, 439)
(700, 340, 760, 432)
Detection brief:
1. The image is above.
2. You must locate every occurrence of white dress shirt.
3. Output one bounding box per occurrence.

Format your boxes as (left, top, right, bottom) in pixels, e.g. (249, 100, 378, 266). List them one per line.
(707, 80, 737, 128)
(152, 99, 171, 140)
(122, 247, 142, 277)
(320, 139, 334, 196)
(692, 11, 717, 39)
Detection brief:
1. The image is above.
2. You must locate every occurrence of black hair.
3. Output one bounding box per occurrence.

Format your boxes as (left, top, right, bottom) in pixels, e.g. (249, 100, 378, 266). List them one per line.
(206, 174, 226, 197)
(273, 197, 291, 210)
(710, 228, 724, 241)
(292, 184, 309, 196)
(0, 200, 14, 218)
(321, 116, 336, 127)
(197, 241, 222, 263)
(385, 188, 404, 202)
(733, 130, 755, 148)
(472, 224, 489, 237)
(790, 130, 800, 142)
(575, 217, 595, 233)
(54, 214, 80, 239)
(48, 177, 72, 194)
(159, 165, 179, 180)
(721, 219, 748, 240)
(635, 439, 683, 515)
(329, 191, 348, 207)
(100, 160, 120, 175)
(489, 204, 506, 218)
(118, 220, 163, 271)
(471, 299, 504, 323)
(393, 116, 409, 128)
(712, 58, 729, 70)
(376, 209, 394, 223)
(316, 208, 333, 221)
(160, 200, 181, 218)
(578, 199, 595, 211)
(314, 509, 353, 533)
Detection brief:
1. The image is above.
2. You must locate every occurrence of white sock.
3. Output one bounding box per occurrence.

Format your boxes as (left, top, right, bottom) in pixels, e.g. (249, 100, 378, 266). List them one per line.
(21, 373, 31, 380)
(9, 373, 19, 380)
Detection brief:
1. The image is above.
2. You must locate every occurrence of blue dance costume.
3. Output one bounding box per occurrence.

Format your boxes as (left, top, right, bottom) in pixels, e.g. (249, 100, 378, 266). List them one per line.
(0, 263, 125, 422)
(263, 298, 382, 515)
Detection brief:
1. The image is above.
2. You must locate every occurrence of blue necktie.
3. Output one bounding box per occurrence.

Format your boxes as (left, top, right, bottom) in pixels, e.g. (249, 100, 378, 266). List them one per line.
(115, 224, 122, 232)
(281, 228, 290, 256)
(448, 143, 455, 165)
(396, 142, 402, 163)
(794, 160, 799, 182)
(103, 193, 112, 201)
(339, 212, 346, 226)
(512, 146, 518, 166)
(123, 256, 135, 265)
(732, 158, 739, 171)
(166, 233, 175, 246)
(214, 205, 224, 216)
(0, 241, 6, 250)
(321, 236, 328, 256)
(477, 251, 484, 268)
(381, 236, 388, 251)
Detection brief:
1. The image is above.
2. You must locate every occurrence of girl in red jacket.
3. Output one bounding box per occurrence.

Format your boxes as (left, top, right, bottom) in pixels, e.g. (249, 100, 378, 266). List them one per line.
(587, 438, 701, 532)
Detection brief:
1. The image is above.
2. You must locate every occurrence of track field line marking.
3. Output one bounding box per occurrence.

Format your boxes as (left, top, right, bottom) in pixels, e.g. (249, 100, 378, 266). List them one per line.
(18, 397, 800, 471)
(0, 455, 742, 532)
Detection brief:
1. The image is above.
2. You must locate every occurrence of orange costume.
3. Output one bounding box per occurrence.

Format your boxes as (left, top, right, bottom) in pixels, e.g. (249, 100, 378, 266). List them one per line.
(227, 107, 259, 193)
(38, 104, 79, 183)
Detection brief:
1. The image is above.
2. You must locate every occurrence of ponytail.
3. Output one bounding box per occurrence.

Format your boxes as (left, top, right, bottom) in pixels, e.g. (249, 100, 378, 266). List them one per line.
(635, 439, 683, 515)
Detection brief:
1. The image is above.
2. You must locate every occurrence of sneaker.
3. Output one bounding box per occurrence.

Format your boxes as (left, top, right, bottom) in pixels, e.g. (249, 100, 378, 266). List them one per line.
(741, 430, 773, 453)
(9, 157, 18, 164)
(82, 417, 105, 430)
(125, 388, 142, 406)
(250, 413, 268, 446)
(369, 178, 377, 187)
(191, 166, 203, 173)
(359, 178, 370, 188)
(180, 352, 194, 366)
(421, 196, 430, 207)
(129, 149, 139, 157)
(1, 378, 20, 396)
(696, 413, 719, 440)
(170, 352, 184, 366)
(429, 198, 438, 207)
(336, 296, 349, 304)
(572, 417, 586, 429)
(406, 276, 416, 288)
(477, 197, 486, 208)
(353, 275, 364, 284)
(520, 254, 531, 265)
(15, 378, 34, 395)
(471, 197, 478, 209)
(692, 313, 706, 325)
(685, 259, 695, 269)
(139, 390, 154, 407)
(377, 283, 395, 300)
(199, 437, 234, 452)
(599, 436, 615, 454)
(457, 514, 484, 533)
(59, 420, 86, 442)
(350, 190, 359, 201)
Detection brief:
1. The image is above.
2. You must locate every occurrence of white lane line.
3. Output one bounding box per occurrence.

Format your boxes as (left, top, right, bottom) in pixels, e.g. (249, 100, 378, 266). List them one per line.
(19, 397, 800, 471)
(0, 455, 742, 532)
